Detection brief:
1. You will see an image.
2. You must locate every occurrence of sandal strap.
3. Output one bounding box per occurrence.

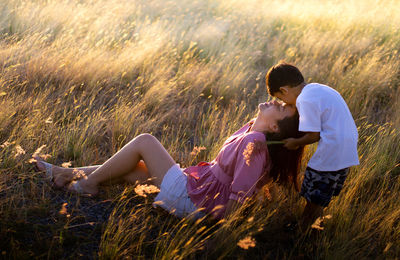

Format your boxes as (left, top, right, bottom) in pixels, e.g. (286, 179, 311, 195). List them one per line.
(42, 161, 53, 181)
(71, 182, 84, 193)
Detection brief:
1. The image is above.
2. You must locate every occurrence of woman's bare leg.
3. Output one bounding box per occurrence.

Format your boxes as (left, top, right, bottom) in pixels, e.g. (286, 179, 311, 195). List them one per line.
(69, 133, 175, 195)
(35, 133, 174, 193)
(34, 156, 102, 187)
(35, 161, 148, 187)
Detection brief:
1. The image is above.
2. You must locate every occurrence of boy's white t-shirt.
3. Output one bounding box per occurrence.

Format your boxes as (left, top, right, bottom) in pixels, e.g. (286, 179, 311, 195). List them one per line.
(296, 83, 359, 171)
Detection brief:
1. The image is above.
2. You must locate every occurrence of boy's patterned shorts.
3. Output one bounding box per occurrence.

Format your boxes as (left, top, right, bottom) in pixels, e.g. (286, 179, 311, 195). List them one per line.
(300, 167, 349, 207)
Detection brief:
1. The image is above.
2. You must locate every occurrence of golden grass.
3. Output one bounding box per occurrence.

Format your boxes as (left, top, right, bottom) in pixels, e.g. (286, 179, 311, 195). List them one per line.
(0, 0, 399, 258)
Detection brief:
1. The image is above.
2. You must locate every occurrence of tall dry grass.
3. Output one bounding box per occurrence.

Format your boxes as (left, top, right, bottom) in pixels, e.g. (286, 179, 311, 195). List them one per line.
(0, 0, 399, 258)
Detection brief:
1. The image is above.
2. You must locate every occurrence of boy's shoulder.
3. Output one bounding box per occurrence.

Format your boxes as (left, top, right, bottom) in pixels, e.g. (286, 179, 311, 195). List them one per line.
(303, 82, 333, 92)
(298, 83, 340, 100)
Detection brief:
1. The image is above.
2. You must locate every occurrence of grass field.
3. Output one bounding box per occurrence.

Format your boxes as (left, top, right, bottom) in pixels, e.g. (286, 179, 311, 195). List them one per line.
(1, 0, 399, 258)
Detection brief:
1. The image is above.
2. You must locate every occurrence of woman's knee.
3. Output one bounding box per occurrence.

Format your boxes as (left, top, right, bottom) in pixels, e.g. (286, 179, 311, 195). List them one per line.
(133, 133, 159, 148)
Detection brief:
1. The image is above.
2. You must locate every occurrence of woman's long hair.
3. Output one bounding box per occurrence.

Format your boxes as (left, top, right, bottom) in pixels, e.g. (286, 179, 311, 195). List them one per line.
(254, 112, 305, 191)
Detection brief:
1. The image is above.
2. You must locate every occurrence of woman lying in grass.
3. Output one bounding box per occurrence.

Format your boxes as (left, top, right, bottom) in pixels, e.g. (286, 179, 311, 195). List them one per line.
(34, 100, 304, 219)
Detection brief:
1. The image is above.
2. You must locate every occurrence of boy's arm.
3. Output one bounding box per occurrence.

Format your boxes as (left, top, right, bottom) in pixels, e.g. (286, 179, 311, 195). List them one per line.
(283, 132, 320, 150)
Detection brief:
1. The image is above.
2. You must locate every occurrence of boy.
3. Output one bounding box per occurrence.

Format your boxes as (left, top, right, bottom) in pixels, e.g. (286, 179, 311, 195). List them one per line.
(265, 62, 359, 230)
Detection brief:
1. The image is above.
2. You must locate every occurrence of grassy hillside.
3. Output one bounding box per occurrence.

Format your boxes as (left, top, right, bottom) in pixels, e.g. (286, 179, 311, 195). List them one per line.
(0, 0, 399, 258)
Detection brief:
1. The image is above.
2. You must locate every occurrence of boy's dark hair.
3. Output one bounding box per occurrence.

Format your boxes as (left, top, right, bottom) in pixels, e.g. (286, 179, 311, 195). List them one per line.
(265, 62, 304, 96)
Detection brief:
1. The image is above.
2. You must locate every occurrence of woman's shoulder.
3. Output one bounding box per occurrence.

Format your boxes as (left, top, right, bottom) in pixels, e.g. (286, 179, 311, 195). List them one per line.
(242, 131, 266, 142)
(230, 120, 255, 136)
(226, 120, 265, 147)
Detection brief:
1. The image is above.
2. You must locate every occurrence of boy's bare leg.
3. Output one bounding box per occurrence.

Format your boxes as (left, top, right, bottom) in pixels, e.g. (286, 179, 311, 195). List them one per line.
(300, 201, 324, 231)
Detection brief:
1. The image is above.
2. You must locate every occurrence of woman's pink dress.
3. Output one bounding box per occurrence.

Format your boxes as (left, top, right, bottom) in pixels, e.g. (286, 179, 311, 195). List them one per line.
(185, 122, 271, 218)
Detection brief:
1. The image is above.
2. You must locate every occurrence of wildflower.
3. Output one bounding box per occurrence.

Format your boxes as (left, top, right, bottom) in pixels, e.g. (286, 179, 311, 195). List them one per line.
(31, 145, 51, 160)
(28, 158, 37, 163)
(14, 145, 26, 158)
(190, 146, 206, 156)
(243, 142, 255, 166)
(311, 221, 324, 230)
(72, 169, 86, 179)
(59, 203, 68, 215)
(153, 200, 164, 206)
(311, 215, 331, 231)
(263, 186, 272, 200)
(41, 154, 52, 160)
(45, 117, 53, 124)
(0, 141, 12, 149)
(33, 145, 46, 156)
(134, 184, 160, 197)
(62, 162, 72, 168)
(237, 236, 256, 250)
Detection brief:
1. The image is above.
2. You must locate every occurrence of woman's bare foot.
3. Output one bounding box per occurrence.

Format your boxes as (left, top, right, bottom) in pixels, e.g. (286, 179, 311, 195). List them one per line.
(67, 178, 99, 196)
(34, 156, 76, 187)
